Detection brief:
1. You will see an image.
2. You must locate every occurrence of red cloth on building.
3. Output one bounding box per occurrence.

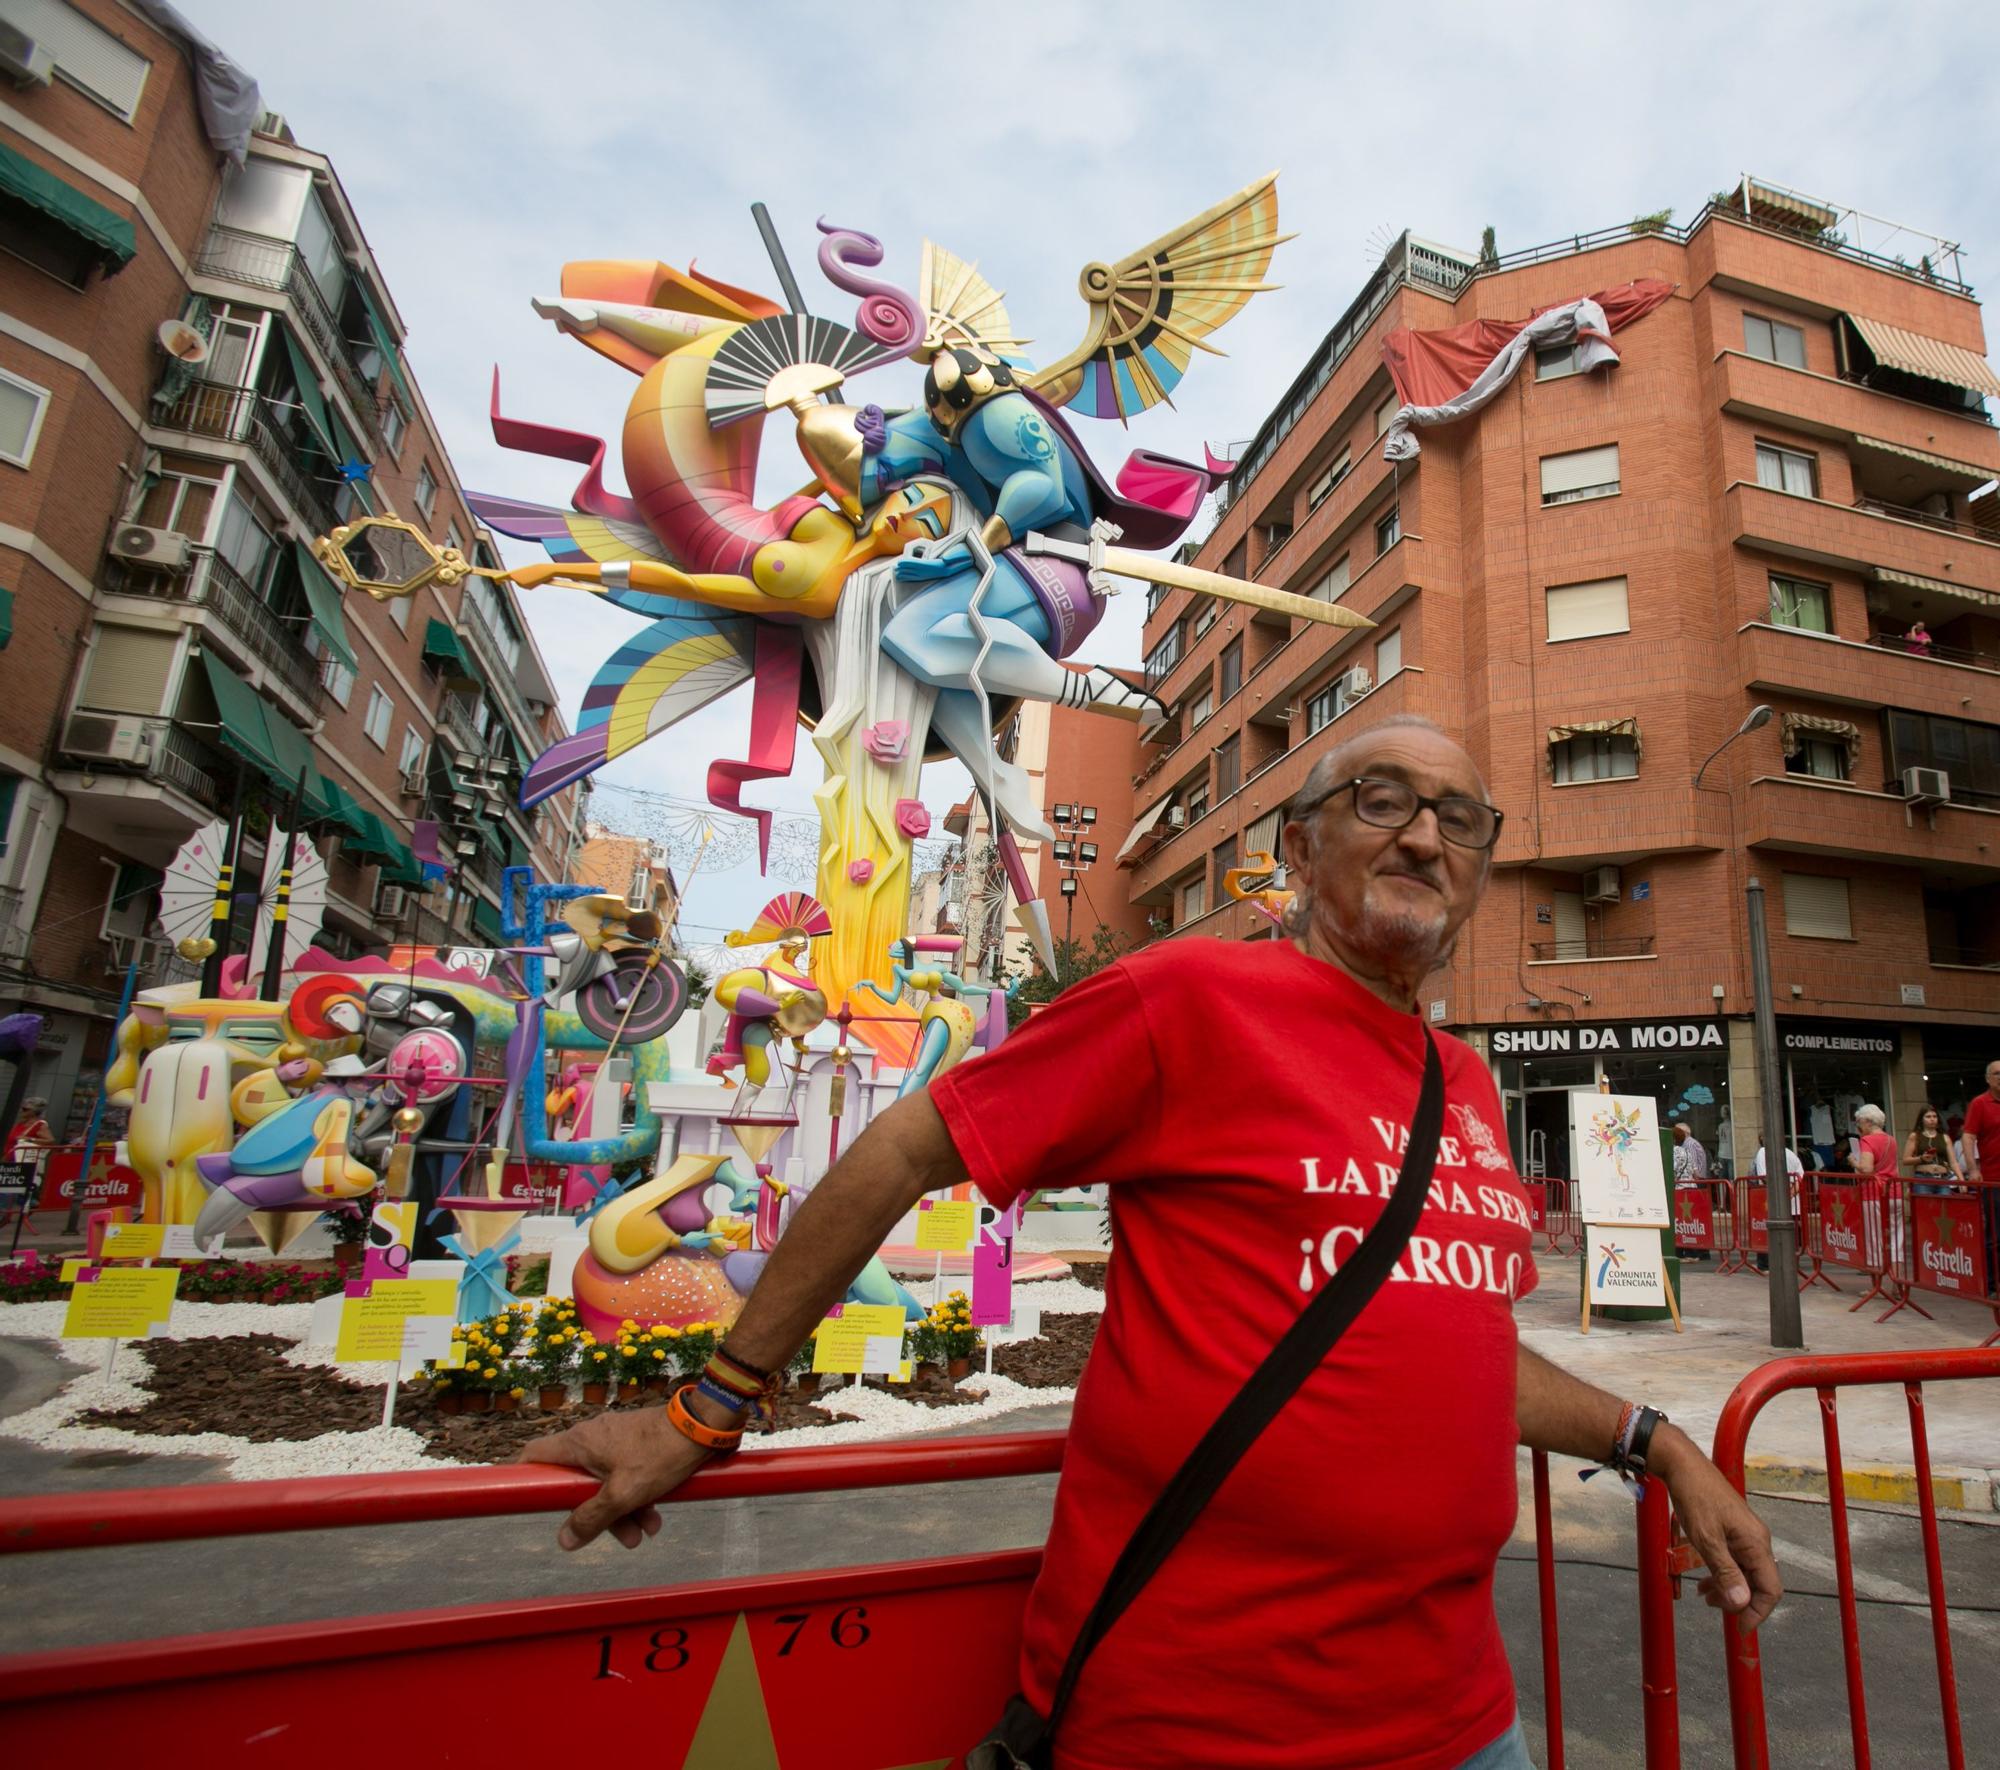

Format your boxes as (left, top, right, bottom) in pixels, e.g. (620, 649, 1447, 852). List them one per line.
(1963, 1093, 2000, 1178)
(929, 939, 1540, 1770)
(1383, 278, 1675, 407)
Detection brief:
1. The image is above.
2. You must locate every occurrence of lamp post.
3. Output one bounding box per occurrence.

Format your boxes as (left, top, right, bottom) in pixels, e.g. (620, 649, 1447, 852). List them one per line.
(1693, 704, 1802, 1349)
(1047, 803, 1098, 985)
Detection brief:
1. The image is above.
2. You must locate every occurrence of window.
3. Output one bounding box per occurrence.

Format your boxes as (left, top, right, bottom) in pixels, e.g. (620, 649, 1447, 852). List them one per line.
(1545, 576, 1630, 642)
(132, 462, 221, 538)
(1215, 733, 1240, 799)
(1550, 731, 1640, 782)
(1309, 554, 1351, 602)
(79, 624, 172, 713)
(293, 186, 348, 312)
(398, 725, 424, 776)
(1306, 682, 1340, 734)
(1376, 628, 1403, 679)
(1144, 627, 1183, 686)
(1782, 872, 1852, 940)
(1769, 575, 1831, 633)
(215, 486, 281, 598)
(1786, 738, 1850, 781)
(1192, 599, 1217, 640)
(389, 593, 412, 631)
(1180, 876, 1206, 922)
(445, 524, 463, 559)
(1374, 394, 1397, 437)
(1263, 521, 1293, 555)
(1219, 638, 1243, 701)
(6, 0, 150, 120)
(1188, 688, 1213, 728)
(1885, 710, 2000, 808)
(414, 462, 438, 519)
(203, 311, 260, 388)
(1743, 313, 1807, 370)
(1540, 443, 1620, 506)
(363, 685, 393, 748)
(1308, 450, 1351, 509)
(1244, 809, 1283, 866)
(1755, 441, 1817, 497)
(1375, 506, 1401, 554)
(0, 368, 51, 469)
(1211, 833, 1238, 896)
(1548, 891, 1587, 960)
(308, 629, 355, 706)
(382, 395, 408, 456)
(1535, 342, 1583, 381)
(1186, 781, 1210, 822)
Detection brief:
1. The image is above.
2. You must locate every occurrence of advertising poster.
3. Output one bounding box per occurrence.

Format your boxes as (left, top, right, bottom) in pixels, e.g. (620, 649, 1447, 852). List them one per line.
(1570, 1093, 1670, 1227)
(1584, 1228, 1669, 1308)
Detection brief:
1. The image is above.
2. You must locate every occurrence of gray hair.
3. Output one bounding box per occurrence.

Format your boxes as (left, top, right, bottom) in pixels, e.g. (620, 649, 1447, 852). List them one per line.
(20, 1097, 45, 1115)
(1280, 716, 1469, 938)
(1855, 1104, 1886, 1129)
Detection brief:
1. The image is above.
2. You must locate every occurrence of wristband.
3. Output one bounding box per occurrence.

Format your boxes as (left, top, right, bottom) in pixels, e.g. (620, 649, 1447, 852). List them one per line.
(665, 1384, 745, 1457)
(694, 1375, 752, 1416)
(1580, 1402, 1668, 1499)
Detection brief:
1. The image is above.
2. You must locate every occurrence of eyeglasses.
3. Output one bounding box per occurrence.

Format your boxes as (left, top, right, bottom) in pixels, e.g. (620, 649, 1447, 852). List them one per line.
(1293, 776, 1505, 851)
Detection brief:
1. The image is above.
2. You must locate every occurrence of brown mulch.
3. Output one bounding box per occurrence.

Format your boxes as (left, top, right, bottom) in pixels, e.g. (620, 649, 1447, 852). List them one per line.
(991, 1313, 1098, 1388)
(1066, 1262, 1109, 1292)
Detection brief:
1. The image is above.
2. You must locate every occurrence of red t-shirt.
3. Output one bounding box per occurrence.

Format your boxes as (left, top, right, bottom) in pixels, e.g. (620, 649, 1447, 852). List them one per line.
(1855, 1130, 1899, 1179)
(930, 939, 1539, 1770)
(1963, 1093, 2000, 1180)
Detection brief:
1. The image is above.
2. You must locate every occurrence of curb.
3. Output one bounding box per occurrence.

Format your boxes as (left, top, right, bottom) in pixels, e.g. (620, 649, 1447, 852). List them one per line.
(1744, 1454, 1998, 1514)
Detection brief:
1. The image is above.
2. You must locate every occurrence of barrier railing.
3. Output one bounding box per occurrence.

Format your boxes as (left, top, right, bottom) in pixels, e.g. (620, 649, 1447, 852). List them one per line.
(1535, 1176, 1583, 1254)
(1710, 1348, 2000, 1770)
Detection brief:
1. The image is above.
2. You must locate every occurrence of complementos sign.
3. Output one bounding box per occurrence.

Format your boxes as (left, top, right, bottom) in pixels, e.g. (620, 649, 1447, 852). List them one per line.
(1778, 1022, 1900, 1058)
(1491, 1019, 1725, 1056)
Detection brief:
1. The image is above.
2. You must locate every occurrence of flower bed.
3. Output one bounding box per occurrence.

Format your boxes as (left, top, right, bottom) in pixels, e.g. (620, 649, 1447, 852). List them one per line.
(0, 1254, 345, 1307)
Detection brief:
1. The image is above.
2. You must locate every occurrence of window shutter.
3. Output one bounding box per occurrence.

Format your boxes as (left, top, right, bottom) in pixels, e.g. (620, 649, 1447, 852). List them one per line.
(1376, 628, 1403, 678)
(1545, 578, 1630, 641)
(80, 626, 175, 714)
(1782, 872, 1852, 940)
(1310, 555, 1351, 602)
(1244, 809, 1282, 862)
(8, 0, 151, 119)
(1540, 444, 1620, 498)
(1551, 891, 1586, 958)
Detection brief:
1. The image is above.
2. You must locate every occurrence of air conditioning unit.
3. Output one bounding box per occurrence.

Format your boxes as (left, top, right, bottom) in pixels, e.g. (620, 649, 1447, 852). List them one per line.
(1584, 865, 1622, 904)
(0, 21, 55, 87)
(376, 884, 410, 919)
(108, 525, 191, 572)
(1340, 666, 1373, 700)
(399, 768, 425, 797)
(1901, 766, 1949, 805)
(65, 713, 156, 765)
(1165, 806, 1188, 829)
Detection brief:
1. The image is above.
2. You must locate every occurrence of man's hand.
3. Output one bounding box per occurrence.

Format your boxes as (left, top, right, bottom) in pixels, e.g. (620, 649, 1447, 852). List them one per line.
(516, 1406, 711, 1551)
(1652, 1427, 1784, 1627)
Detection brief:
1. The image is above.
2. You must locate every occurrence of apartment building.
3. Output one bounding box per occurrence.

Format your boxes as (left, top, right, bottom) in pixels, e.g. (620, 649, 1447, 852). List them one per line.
(1127, 180, 2000, 1174)
(0, 0, 579, 1132)
(573, 821, 680, 940)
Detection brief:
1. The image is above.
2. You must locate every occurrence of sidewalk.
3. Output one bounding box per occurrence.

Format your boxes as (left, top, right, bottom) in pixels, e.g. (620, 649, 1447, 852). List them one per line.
(1517, 1250, 2000, 1510)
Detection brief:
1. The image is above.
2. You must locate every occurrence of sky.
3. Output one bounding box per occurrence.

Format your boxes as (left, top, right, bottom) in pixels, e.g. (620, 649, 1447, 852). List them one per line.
(186, 0, 2000, 953)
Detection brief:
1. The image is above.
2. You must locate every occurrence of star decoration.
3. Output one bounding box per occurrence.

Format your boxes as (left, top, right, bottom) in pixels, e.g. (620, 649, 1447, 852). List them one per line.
(338, 458, 374, 483)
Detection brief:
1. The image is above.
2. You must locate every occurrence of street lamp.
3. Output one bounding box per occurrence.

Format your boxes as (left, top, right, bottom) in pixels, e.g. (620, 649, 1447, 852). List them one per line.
(1690, 702, 1801, 1349)
(1047, 802, 1100, 984)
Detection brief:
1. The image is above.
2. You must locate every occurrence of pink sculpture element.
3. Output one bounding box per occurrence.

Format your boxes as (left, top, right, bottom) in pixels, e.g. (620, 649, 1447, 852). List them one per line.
(862, 720, 908, 763)
(895, 798, 931, 838)
(847, 859, 875, 884)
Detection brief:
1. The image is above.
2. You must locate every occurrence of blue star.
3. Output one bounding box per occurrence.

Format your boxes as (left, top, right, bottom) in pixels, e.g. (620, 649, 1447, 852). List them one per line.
(338, 458, 373, 483)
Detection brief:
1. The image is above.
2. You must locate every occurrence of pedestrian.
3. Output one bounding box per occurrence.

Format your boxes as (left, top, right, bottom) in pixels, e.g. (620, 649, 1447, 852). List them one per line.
(1671, 1121, 1709, 1182)
(519, 715, 1781, 1770)
(1828, 1134, 1856, 1174)
(1750, 1140, 1806, 1271)
(1961, 1062, 2000, 1284)
(1904, 619, 1933, 656)
(1903, 1104, 1964, 1197)
(4, 1096, 51, 1166)
(1851, 1104, 1904, 1270)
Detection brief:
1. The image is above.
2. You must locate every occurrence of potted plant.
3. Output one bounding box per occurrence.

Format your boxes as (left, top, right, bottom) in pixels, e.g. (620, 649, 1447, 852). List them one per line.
(324, 1206, 369, 1273)
(420, 1357, 462, 1414)
(667, 1321, 721, 1392)
(933, 1290, 982, 1379)
(528, 1296, 579, 1409)
(577, 1331, 612, 1404)
(494, 1365, 531, 1414)
(790, 1341, 820, 1396)
(908, 1314, 945, 1384)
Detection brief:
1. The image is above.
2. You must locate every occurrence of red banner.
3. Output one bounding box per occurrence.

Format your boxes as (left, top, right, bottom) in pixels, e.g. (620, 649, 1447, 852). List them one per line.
(1741, 1184, 1770, 1253)
(35, 1147, 142, 1213)
(1817, 1184, 1868, 1269)
(1672, 1188, 1714, 1249)
(496, 1162, 562, 1212)
(1527, 1185, 1547, 1233)
(1911, 1196, 1990, 1299)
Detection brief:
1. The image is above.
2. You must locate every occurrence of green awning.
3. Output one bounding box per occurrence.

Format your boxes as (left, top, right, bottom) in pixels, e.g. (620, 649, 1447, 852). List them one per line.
(352, 279, 411, 400)
(0, 586, 11, 649)
(423, 618, 480, 688)
(260, 707, 321, 811)
(326, 403, 372, 497)
(471, 897, 502, 940)
(349, 810, 401, 864)
(479, 818, 506, 861)
(197, 650, 284, 781)
(381, 842, 424, 887)
(291, 541, 357, 671)
(315, 774, 373, 839)
(276, 324, 339, 463)
(0, 143, 135, 270)
(429, 744, 465, 799)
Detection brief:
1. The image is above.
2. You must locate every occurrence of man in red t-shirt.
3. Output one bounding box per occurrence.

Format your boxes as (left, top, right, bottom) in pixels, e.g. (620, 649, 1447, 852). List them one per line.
(524, 716, 1781, 1768)
(1962, 1061, 2000, 1281)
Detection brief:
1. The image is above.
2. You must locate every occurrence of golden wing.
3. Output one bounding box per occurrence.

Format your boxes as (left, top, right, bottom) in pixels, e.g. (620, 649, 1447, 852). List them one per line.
(1026, 172, 1291, 422)
(918, 241, 1032, 362)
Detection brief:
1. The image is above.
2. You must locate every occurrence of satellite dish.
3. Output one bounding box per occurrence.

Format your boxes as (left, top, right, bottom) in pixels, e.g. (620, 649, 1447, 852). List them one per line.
(156, 319, 209, 363)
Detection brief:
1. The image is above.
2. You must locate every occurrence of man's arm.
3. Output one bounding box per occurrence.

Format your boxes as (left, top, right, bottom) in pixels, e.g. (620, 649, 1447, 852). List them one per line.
(1517, 1345, 1782, 1627)
(519, 1093, 970, 1550)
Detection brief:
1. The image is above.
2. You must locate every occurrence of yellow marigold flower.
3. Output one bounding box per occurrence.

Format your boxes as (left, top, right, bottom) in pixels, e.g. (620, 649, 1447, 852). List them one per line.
(621, 1318, 637, 1330)
(652, 1348, 666, 1361)
(450, 1326, 465, 1339)
(592, 1350, 608, 1362)
(661, 1327, 681, 1340)
(483, 1366, 497, 1379)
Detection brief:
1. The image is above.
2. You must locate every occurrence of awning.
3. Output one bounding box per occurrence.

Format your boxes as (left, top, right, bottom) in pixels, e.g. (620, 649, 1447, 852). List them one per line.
(348, 809, 401, 864)
(276, 324, 340, 462)
(291, 541, 357, 671)
(1781, 713, 1861, 759)
(1871, 566, 2000, 610)
(0, 586, 11, 649)
(471, 897, 502, 940)
(380, 841, 424, 887)
(1730, 179, 1838, 232)
(1851, 434, 1995, 487)
(423, 618, 480, 687)
(1117, 795, 1175, 863)
(259, 707, 322, 811)
(1845, 313, 2000, 401)
(0, 142, 136, 271)
(197, 650, 283, 781)
(352, 279, 411, 400)
(1547, 716, 1642, 755)
(314, 774, 374, 840)
(325, 403, 374, 512)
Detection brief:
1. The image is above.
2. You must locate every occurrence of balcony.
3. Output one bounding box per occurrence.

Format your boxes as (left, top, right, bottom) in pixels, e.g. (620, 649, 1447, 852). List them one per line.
(1739, 622, 2000, 726)
(103, 934, 203, 991)
(1727, 480, 2000, 603)
(154, 380, 339, 534)
(103, 548, 325, 715)
(1715, 350, 2000, 460)
(195, 225, 383, 441)
(1528, 934, 1656, 963)
(456, 598, 541, 742)
(1743, 773, 2000, 875)
(53, 710, 232, 858)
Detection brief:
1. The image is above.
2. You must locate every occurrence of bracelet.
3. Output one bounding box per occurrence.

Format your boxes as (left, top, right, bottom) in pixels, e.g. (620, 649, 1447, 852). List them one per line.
(665, 1385, 745, 1457)
(1580, 1402, 1668, 1499)
(694, 1375, 752, 1416)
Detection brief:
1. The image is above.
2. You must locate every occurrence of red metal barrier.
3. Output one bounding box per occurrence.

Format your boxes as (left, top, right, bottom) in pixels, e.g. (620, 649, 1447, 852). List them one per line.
(1709, 1347, 2000, 1770)
(1539, 1176, 1583, 1255)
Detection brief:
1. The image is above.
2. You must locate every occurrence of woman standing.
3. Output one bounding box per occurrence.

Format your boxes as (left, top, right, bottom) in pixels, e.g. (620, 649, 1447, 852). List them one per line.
(1904, 1104, 1966, 1196)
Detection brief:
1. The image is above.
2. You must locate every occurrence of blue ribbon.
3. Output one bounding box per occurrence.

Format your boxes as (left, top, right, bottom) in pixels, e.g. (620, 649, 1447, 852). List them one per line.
(574, 1173, 634, 1225)
(442, 1228, 521, 1324)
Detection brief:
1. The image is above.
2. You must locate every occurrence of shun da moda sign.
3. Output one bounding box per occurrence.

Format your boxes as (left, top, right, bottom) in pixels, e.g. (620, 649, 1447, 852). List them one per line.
(1491, 1018, 1725, 1056)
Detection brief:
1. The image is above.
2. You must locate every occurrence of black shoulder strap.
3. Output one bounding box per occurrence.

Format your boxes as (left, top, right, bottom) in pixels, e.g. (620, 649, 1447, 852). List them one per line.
(1041, 1029, 1446, 1743)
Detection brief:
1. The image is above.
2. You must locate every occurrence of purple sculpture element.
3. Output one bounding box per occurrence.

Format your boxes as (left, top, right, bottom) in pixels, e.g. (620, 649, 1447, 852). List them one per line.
(847, 859, 875, 885)
(816, 222, 923, 353)
(862, 720, 908, 763)
(894, 798, 931, 839)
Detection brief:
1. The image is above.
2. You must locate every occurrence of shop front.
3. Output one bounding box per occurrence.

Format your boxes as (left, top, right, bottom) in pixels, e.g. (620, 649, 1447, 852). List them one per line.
(1488, 1017, 1731, 1180)
(1778, 1020, 1897, 1169)
(1915, 1023, 2000, 1140)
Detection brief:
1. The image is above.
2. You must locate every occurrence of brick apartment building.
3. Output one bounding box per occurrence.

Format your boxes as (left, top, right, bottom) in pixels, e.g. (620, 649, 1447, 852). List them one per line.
(573, 820, 680, 941)
(0, 0, 579, 1133)
(1126, 179, 2000, 1177)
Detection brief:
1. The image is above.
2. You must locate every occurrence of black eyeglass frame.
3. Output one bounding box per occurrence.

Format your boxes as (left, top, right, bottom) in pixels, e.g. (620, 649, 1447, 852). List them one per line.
(1290, 776, 1505, 851)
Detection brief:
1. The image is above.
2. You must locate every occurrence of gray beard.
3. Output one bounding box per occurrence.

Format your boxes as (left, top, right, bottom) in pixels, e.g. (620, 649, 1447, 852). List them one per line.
(1352, 899, 1455, 974)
